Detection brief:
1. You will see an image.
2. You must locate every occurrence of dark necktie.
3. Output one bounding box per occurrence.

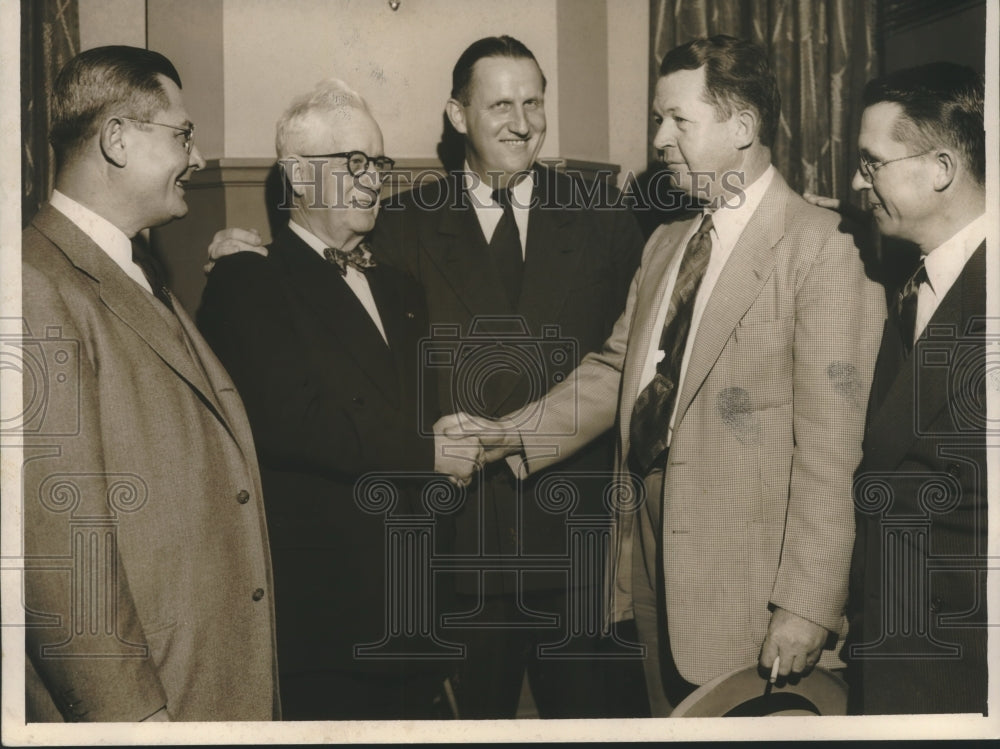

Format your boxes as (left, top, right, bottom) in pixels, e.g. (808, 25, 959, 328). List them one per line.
(629, 213, 714, 474)
(131, 235, 174, 311)
(489, 187, 524, 307)
(323, 242, 378, 275)
(895, 258, 927, 355)
(866, 257, 929, 419)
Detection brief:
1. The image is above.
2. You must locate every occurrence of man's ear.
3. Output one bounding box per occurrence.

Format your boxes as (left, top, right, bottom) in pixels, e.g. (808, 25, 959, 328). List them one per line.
(286, 155, 310, 198)
(931, 148, 958, 192)
(445, 98, 468, 135)
(100, 117, 128, 167)
(732, 109, 758, 150)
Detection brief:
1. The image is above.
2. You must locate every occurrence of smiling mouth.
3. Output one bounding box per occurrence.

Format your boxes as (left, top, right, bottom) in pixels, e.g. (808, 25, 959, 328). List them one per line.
(501, 138, 531, 147)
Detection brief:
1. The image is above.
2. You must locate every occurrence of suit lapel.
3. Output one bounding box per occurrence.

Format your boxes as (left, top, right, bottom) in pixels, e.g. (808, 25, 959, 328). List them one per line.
(517, 167, 578, 324)
(277, 229, 398, 403)
(31, 205, 229, 422)
(863, 242, 987, 468)
(366, 267, 412, 404)
(672, 175, 788, 429)
(423, 174, 514, 318)
(618, 220, 693, 453)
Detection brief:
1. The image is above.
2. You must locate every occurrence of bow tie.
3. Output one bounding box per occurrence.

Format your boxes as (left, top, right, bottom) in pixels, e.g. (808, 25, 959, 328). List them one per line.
(323, 243, 378, 276)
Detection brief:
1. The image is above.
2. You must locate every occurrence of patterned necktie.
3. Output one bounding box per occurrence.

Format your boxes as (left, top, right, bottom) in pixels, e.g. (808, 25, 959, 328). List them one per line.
(490, 187, 524, 307)
(131, 235, 174, 311)
(629, 213, 714, 474)
(324, 242, 378, 276)
(895, 258, 927, 355)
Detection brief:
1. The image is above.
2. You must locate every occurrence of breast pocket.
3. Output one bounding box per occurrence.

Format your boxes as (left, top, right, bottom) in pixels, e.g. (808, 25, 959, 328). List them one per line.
(725, 317, 794, 411)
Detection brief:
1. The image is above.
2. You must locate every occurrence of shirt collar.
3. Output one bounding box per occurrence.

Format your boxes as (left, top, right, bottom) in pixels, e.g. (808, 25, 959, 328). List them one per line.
(923, 213, 986, 294)
(288, 220, 342, 259)
(48, 190, 151, 292)
(462, 163, 535, 210)
(49, 189, 133, 264)
(708, 164, 776, 254)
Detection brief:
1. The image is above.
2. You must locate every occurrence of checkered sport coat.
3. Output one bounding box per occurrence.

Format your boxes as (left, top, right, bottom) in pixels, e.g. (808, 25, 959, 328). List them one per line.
(520, 171, 886, 685)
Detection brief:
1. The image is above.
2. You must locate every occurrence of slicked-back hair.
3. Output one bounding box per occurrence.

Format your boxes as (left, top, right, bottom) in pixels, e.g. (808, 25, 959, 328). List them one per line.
(450, 35, 547, 105)
(275, 77, 372, 159)
(863, 62, 985, 185)
(659, 35, 781, 149)
(49, 45, 182, 165)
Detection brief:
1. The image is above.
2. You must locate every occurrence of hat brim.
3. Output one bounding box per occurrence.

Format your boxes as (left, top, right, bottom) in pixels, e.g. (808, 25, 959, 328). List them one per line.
(670, 665, 848, 717)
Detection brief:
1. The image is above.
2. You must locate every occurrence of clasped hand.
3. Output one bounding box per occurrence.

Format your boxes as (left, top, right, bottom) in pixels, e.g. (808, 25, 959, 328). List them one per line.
(432, 412, 521, 487)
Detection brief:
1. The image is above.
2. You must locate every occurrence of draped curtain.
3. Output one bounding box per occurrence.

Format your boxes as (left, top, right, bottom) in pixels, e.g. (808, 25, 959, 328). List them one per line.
(22, 0, 79, 227)
(649, 0, 877, 203)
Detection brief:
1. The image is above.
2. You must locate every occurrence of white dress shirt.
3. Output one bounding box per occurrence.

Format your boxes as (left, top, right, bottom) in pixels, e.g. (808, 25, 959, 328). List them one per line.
(638, 165, 777, 446)
(464, 165, 534, 256)
(49, 190, 153, 294)
(288, 221, 388, 344)
(914, 213, 986, 342)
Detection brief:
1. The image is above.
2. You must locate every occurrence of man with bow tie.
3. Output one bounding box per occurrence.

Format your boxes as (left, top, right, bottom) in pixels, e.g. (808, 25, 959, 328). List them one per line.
(198, 78, 476, 719)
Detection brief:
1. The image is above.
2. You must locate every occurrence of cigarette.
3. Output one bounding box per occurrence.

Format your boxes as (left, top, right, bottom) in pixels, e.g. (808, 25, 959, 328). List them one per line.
(769, 656, 780, 684)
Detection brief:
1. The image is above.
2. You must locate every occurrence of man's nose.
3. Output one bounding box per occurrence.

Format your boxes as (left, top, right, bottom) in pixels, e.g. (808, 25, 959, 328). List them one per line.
(651, 121, 675, 152)
(508, 106, 529, 135)
(188, 144, 206, 171)
(851, 167, 870, 192)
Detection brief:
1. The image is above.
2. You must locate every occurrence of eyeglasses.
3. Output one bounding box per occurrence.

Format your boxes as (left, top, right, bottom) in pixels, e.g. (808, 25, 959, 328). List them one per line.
(120, 117, 196, 153)
(857, 149, 932, 182)
(300, 151, 396, 177)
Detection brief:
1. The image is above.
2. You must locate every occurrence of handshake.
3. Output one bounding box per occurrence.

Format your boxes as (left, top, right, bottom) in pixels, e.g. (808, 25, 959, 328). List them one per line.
(431, 412, 524, 487)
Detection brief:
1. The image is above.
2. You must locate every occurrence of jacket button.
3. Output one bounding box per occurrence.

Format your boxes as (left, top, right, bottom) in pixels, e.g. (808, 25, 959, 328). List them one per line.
(406, 311, 415, 319)
(352, 396, 364, 406)
(930, 596, 943, 613)
(252, 588, 265, 601)
(236, 490, 250, 504)
(947, 463, 961, 478)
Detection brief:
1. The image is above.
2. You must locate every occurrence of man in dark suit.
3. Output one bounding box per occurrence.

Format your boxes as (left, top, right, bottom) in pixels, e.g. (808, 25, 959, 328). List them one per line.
(845, 62, 988, 715)
(368, 36, 647, 718)
(198, 78, 478, 720)
(21, 46, 278, 722)
(204, 36, 646, 718)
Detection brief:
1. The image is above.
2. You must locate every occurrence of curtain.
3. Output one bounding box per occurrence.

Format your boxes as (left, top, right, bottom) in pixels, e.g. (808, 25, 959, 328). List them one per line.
(22, 0, 79, 227)
(649, 0, 877, 203)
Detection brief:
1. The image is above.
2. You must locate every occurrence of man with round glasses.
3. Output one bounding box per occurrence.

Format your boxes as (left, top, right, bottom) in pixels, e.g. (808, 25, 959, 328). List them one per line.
(198, 78, 475, 719)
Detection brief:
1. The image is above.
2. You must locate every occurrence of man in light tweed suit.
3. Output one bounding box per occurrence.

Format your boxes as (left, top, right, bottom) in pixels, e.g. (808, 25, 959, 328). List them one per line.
(21, 46, 278, 721)
(442, 35, 886, 715)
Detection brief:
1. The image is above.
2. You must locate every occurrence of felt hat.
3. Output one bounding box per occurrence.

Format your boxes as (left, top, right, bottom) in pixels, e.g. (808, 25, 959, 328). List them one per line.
(671, 665, 849, 717)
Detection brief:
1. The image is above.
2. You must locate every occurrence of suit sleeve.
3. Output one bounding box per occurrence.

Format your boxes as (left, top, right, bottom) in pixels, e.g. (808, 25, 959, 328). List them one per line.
(769, 219, 886, 632)
(22, 263, 168, 722)
(198, 254, 433, 477)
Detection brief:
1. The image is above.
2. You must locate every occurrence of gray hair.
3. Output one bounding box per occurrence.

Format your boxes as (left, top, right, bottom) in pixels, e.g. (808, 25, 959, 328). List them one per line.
(275, 78, 371, 158)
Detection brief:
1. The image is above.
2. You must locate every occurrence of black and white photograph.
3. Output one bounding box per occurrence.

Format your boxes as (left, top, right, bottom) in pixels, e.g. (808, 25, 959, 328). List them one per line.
(1, 0, 997, 743)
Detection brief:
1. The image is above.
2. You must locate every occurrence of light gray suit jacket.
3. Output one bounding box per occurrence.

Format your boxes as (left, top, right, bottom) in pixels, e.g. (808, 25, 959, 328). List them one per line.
(521, 172, 886, 685)
(21, 205, 279, 721)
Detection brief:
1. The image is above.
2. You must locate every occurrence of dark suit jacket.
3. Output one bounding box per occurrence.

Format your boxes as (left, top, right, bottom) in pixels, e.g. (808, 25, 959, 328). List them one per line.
(22, 205, 279, 721)
(198, 227, 442, 676)
(371, 164, 644, 594)
(847, 242, 988, 714)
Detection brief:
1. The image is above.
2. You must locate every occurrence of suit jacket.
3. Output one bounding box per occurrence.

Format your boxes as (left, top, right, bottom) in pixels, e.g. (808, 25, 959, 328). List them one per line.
(846, 243, 987, 714)
(520, 172, 887, 685)
(370, 164, 645, 594)
(198, 227, 441, 677)
(22, 205, 279, 721)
